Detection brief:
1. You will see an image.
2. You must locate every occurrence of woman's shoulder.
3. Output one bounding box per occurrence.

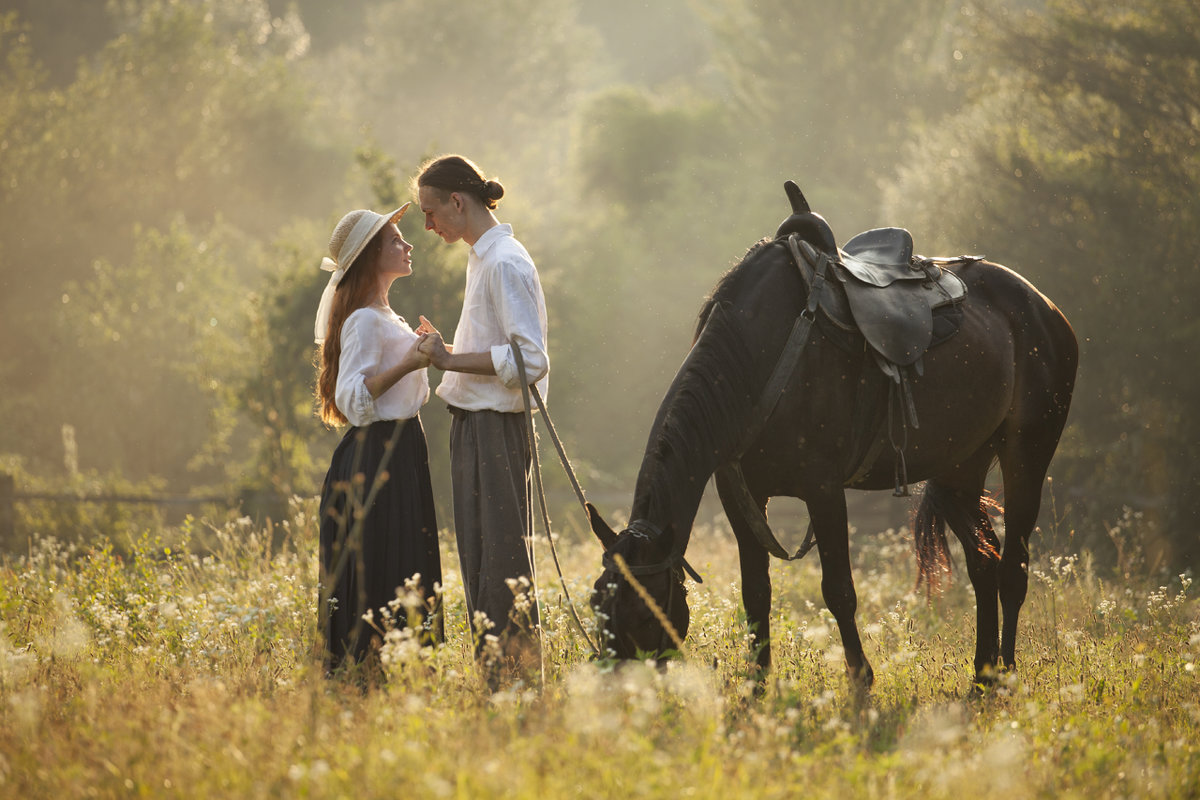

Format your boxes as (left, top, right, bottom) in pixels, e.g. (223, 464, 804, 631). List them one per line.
(343, 306, 413, 336)
(345, 305, 403, 325)
(342, 306, 377, 333)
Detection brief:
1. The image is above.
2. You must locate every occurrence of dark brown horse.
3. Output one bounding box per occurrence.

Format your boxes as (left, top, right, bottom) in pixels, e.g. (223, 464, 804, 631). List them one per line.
(589, 183, 1078, 687)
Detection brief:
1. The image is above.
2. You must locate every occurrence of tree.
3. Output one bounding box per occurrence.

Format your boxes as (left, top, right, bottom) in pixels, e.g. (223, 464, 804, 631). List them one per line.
(0, 0, 345, 484)
(883, 0, 1200, 569)
(549, 86, 782, 488)
(306, 0, 600, 197)
(703, 0, 966, 229)
(60, 218, 252, 486)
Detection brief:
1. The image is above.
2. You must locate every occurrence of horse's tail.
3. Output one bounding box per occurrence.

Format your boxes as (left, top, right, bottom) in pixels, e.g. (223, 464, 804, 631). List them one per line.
(912, 481, 1004, 595)
(913, 482, 954, 594)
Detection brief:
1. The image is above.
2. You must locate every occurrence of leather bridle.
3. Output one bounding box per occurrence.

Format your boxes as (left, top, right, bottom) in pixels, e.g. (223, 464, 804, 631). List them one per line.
(598, 519, 701, 657)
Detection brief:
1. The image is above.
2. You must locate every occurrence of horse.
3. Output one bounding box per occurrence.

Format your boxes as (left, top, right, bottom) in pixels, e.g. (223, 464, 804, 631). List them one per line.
(588, 182, 1078, 688)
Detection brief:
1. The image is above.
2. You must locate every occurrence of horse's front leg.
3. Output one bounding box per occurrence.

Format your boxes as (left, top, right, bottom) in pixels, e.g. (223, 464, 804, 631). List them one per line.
(716, 469, 773, 680)
(808, 488, 874, 689)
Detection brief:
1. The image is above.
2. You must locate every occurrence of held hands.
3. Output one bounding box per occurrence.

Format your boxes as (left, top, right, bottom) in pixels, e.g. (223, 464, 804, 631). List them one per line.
(408, 335, 432, 370)
(415, 315, 450, 369)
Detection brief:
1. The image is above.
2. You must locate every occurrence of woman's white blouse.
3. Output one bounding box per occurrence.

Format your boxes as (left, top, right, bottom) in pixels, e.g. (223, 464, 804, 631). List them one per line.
(335, 306, 429, 427)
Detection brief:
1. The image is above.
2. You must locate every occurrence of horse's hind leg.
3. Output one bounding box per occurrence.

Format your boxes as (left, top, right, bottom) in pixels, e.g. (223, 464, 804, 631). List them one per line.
(929, 478, 1003, 682)
(996, 303, 1076, 671)
(996, 432, 1061, 671)
(998, 395, 1075, 671)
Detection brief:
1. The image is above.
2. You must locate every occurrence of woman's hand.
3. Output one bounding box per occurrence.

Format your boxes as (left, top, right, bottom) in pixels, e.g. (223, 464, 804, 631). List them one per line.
(415, 315, 439, 337)
(406, 335, 433, 370)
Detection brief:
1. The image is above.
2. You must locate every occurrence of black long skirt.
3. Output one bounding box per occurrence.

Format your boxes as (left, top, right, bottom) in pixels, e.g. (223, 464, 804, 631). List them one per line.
(319, 415, 443, 672)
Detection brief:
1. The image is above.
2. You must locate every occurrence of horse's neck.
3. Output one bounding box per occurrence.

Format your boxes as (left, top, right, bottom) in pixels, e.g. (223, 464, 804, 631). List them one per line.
(630, 261, 788, 544)
(629, 452, 710, 551)
(631, 376, 740, 544)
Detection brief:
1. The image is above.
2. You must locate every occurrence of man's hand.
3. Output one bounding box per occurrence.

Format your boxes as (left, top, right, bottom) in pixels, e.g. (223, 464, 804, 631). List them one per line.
(417, 332, 450, 369)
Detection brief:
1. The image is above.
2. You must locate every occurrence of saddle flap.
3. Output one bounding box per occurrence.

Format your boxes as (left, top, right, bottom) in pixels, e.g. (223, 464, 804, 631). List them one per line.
(790, 229, 969, 369)
(840, 279, 934, 366)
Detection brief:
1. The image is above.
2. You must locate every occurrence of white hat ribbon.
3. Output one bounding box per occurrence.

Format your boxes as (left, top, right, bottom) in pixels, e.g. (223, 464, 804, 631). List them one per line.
(314, 257, 346, 344)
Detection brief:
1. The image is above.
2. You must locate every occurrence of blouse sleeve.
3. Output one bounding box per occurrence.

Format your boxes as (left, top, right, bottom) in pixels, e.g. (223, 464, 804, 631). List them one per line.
(334, 311, 382, 427)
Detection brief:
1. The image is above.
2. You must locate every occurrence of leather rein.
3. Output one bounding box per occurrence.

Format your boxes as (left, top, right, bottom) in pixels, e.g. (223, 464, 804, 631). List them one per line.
(605, 234, 830, 578)
(593, 236, 829, 651)
(711, 234, 833, 561)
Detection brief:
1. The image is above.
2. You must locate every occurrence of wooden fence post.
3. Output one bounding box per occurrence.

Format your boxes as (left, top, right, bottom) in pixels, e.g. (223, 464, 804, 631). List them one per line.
(0, 472, 14, 551)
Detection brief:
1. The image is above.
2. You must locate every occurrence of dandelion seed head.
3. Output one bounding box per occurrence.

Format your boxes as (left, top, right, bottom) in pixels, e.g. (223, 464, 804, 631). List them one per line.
(50, 615, 91, 660)
(822, 645, 845, 666)
(0, 626, 35, 684)
(6, 687, 45, 731)
(901, 703, 969, 751)
(424, 774, 454, 798)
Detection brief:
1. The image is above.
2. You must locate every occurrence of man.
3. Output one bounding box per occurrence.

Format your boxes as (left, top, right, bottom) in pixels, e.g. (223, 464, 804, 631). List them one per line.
(414, 154, 549, 684)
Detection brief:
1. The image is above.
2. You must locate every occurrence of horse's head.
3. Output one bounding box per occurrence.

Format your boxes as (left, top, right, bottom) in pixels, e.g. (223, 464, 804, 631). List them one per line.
(586, 505, 691, 660)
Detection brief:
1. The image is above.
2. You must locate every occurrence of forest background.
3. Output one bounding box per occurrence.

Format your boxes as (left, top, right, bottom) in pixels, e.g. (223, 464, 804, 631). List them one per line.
(0, 0, 1195, 573)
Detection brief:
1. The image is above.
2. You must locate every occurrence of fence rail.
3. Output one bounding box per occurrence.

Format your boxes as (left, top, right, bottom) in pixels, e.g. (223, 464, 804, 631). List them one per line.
(0, 472, 243, 546)
(11, 491, 230, 505)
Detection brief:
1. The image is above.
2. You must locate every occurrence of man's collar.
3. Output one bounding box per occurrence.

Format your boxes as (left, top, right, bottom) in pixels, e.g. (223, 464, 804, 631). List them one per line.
(470, 223, 512, 259)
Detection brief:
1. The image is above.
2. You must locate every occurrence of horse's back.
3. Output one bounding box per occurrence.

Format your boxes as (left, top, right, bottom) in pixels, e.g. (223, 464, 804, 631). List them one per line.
(952, 259, 1078, 398)
(854, 260, 1077, 487)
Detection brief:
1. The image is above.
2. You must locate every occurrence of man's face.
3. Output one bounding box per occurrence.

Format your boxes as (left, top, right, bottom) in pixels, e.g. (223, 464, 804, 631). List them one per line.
(418, 185, 466, 244)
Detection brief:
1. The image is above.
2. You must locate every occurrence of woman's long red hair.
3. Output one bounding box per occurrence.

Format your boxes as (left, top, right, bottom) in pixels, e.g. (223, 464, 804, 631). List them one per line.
(316, 235, 383, 427)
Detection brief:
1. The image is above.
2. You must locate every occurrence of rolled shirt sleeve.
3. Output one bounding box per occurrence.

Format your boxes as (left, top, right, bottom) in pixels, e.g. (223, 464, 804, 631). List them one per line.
(335, 312, 382, 427)
(489, 259, 549, 388)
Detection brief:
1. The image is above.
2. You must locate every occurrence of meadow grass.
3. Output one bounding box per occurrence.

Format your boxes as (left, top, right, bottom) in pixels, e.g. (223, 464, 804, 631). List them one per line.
(0, 500, 1196, 799)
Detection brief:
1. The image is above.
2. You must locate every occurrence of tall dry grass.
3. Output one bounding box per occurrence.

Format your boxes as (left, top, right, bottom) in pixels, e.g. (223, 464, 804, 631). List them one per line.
(1, 498, 1197, 798)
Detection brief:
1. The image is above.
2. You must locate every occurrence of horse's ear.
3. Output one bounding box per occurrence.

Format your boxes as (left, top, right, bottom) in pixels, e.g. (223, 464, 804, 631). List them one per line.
(587, 502, 618, 551)
(784, 180, 811, 215)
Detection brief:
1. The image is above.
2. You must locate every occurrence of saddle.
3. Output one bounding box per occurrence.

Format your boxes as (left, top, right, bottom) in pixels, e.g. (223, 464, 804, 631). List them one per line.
(776, 202, 973, 372)
(716, 184, 978, 561)
(835, 227, 968, 367)
(774, 181, 981, 494)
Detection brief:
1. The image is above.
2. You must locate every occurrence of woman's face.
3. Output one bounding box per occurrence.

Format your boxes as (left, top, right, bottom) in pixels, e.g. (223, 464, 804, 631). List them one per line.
(376, 223, 413, 278)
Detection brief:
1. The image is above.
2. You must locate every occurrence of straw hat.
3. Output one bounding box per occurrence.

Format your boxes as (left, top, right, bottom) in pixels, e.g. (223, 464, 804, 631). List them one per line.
(314, 202, 411, 343)
(325, 202, 411, 273)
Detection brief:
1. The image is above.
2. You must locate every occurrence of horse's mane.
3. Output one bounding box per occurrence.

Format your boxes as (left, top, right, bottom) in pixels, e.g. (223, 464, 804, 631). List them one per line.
(696, 237, 777, 336)
(634, 238, 783, 531)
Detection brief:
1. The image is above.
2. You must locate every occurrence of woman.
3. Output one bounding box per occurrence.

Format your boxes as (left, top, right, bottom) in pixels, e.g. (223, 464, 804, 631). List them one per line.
(314, 202, 443, 675)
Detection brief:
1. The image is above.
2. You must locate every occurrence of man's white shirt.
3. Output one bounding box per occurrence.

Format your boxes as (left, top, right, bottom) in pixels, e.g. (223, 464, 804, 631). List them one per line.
(436, 223, 549, 412)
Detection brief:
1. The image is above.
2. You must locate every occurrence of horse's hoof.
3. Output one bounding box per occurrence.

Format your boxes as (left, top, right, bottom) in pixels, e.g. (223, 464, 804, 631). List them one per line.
(971, 663, 1015, 695)
(848, 663, 875, 692)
